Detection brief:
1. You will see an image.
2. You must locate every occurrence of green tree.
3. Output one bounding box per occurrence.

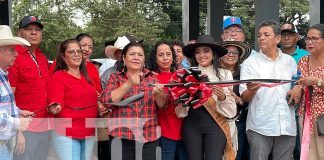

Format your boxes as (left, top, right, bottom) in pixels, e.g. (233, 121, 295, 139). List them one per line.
(11, 0, 310, 59)
(12, 0, 82, 60)
(224, 0, 309, 45)
(72, 0, 170, 58)
(279, 0, 309, 36)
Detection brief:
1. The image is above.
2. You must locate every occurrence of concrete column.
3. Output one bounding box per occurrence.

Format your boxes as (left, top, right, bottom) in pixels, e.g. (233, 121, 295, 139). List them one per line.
(0, 0, 12, 26)
(182, 0, 189, 44)
(207, 0, 224, 41)
(309, 0, 320, 26)
(255, 0, 279, 49)
(182, 0, 199, 43)
(188, 0, 199, 40)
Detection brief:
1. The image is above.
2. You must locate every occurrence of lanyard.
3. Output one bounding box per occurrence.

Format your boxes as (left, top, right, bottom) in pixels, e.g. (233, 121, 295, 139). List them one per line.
(28, 50, 42, 76)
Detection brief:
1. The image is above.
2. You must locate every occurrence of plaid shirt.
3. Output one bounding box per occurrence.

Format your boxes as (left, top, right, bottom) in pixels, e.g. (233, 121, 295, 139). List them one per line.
(101, 69, 160, 142)
(0, 69, 20, 140)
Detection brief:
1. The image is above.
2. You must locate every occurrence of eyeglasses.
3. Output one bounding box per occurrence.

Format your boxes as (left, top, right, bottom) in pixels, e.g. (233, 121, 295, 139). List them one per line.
(223, 29, 243, 34)
(305, 37, 324, 43)
(66, 50, 82, 55)
(227, 51, 240, 55)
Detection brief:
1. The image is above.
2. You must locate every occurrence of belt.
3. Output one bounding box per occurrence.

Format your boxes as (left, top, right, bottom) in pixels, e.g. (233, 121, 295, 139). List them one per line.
(0, 140, 8, 145)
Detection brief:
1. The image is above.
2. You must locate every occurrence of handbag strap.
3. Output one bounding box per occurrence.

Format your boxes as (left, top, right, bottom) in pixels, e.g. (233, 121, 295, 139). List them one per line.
(300, 56, 314, 160)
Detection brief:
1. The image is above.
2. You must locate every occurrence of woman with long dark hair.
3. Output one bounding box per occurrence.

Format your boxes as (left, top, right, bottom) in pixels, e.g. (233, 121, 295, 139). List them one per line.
(182, 35, 236, 160)
(47, 39, 98, 160)
(149, 41, 187, 160)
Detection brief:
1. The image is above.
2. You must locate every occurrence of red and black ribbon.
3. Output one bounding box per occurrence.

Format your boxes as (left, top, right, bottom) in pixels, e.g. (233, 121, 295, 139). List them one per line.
(169, 67, 212, 109)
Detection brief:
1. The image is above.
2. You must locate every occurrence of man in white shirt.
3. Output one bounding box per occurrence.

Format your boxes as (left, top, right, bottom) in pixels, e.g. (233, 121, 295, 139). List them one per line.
(239, 20, 297, 160)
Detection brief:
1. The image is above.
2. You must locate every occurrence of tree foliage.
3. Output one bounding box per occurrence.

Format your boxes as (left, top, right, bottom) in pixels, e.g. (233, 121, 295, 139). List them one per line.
(72, 0, 170, 58)
(12, 0, 82, 59)
(225, 0, 309, 45)
(11, 0, 309, 59)
(279, 0, 309, 35)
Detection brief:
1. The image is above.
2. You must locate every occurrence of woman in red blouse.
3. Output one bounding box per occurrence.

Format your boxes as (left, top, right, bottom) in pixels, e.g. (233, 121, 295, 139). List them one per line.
(101, 42, 166, 160)
(75, 33, 102, 93)
(148, 41, 187, 160)
(47, 39, 98, 160)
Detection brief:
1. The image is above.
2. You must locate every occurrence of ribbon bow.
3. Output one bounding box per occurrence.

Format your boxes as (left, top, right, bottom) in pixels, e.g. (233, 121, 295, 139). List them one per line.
(170, 67, 212, 109)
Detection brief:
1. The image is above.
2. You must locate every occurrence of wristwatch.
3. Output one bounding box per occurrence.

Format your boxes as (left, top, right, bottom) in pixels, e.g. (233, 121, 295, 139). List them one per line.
(318, 79, 323, 87)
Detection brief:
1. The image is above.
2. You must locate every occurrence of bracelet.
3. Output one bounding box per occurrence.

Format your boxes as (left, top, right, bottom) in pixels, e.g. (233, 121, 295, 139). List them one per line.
(318, 79, 322, 87)
(219, 95, 226, 101)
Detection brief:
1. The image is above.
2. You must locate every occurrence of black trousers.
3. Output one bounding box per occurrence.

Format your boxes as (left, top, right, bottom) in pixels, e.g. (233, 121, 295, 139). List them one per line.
(108, 136, 160, 160)
(98, 140, 110, 160)
(182, 107, 226, 160)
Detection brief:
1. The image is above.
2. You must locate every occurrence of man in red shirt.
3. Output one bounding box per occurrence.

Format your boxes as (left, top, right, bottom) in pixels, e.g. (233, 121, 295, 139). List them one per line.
(7, 15, 51, 160)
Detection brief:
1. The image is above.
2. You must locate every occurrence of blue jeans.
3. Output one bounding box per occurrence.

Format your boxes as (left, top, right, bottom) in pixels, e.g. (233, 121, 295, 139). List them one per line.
(0, 144, 12, 160)
(160, 137, 187, 160)
(51, 131, 94, 160)
(236, 120, 249, 160)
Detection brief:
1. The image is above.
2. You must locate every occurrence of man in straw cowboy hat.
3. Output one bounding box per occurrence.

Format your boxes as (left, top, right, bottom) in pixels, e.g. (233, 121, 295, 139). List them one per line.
(99, 34, 143, 76)
(7, 15, 51, 160)
(239, 20, 298, 160)
(0, 25, 34, 160)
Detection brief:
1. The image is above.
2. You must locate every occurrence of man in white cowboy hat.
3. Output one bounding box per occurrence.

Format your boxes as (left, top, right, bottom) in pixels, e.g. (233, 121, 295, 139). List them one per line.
(100, 35, 143, 89)
(0, 25, 34, 160)
(99, 34, 143, 76)
(98, 39, 118, 76)
(7, 15, 51, 160)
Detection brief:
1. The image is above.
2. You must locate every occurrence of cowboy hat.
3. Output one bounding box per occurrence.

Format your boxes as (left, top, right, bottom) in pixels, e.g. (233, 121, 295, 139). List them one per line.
(104, 34, 144, 59)
(0, 25, 30, 47)
(218, 40, 252, 64)
(183, 35, 227, 58)
(105, 36, 131, 59)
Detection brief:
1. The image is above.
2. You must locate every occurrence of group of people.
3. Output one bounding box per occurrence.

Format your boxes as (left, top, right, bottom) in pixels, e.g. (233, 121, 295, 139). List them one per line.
(0, 14, 323, 160)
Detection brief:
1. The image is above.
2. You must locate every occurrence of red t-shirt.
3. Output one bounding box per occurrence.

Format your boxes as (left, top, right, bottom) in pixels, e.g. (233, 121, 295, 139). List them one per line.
(47, 70, 98, 139)
(86, 61, 102, 93)
(49, 60, 101, 93)
(157, 71, 183, 140)
(8, 45, 51, 132)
